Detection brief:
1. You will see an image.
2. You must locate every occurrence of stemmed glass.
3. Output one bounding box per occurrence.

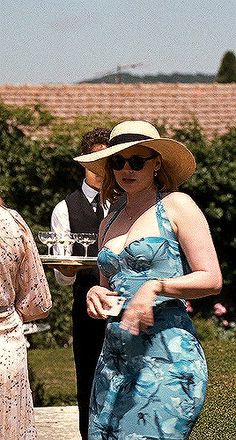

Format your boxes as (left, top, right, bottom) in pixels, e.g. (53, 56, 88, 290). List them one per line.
(75, 233, 97, 258)
(38, 231, 57, 255)
(56, 232, 77, 256)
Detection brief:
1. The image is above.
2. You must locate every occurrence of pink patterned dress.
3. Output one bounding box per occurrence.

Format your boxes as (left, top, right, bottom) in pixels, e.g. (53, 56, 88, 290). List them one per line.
(0, 206, 52, 439)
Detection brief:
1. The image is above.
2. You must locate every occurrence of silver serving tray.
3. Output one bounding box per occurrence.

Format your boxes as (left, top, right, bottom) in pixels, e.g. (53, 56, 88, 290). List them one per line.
(40, 255, 97, 266)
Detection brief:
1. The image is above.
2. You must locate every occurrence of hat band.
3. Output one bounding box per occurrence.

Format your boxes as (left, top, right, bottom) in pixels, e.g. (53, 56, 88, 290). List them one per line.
(109, 133, 154, 147)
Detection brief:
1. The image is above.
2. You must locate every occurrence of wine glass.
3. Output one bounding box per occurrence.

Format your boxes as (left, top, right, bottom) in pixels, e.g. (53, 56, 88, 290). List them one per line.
(38, 231, 57, 255)
(75, 233, 97, 258)
(56, 232, 77, 256)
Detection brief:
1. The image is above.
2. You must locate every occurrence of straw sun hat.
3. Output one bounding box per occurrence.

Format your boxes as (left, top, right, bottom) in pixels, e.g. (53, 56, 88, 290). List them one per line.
(74, 120, 196, 187)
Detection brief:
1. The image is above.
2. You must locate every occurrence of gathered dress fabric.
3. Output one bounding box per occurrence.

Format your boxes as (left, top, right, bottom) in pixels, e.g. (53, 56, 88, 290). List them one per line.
(0, 207, 52, 439)
(88, 194, 208, 440)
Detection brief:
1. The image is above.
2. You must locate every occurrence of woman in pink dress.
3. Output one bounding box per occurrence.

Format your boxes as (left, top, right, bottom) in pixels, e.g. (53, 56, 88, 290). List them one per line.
(0, 201, 52, 439)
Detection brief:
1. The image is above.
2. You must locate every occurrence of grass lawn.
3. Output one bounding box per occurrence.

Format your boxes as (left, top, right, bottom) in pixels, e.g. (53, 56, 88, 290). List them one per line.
(189, 340, 236, 439)
(28, 346, 77, 405)
(28, 339, 236, 438)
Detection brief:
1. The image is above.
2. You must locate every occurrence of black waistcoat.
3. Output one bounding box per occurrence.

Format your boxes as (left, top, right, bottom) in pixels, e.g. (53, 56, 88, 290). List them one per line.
(65, 188, 101, 292)
(65, 189, 101, 256)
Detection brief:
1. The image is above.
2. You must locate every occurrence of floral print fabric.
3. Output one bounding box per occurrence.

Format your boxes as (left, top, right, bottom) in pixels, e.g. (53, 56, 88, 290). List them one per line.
(0, 207, 52, 439)
(89, 196, 208, 439)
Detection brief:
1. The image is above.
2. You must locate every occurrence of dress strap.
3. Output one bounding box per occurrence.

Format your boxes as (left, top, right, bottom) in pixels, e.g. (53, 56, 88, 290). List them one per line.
(101, 200, 126, 245)
(156, 192, 177, 240)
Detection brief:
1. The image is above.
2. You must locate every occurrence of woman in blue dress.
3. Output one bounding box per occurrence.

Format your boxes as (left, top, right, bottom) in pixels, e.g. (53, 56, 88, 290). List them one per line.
(74, 120, 222, 440)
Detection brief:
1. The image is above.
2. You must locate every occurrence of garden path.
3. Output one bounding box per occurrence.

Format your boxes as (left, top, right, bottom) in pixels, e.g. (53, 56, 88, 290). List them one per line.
(35, 406, 82, 440)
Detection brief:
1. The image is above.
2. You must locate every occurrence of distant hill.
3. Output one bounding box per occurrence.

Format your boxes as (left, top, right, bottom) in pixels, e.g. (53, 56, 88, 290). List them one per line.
(79, 72, 216, 84)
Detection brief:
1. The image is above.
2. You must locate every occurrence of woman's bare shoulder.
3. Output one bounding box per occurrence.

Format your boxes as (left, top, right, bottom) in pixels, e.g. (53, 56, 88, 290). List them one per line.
(163, 191, 197, 208)
(162, 191, 204, 225)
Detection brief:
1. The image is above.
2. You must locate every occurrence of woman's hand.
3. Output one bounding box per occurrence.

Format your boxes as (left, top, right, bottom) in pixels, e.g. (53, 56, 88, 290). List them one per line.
(87, 286, 118, 320)
(120, 280, 157, 335)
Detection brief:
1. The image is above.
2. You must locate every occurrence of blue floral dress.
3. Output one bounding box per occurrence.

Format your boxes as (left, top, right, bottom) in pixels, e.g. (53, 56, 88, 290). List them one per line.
(88, 194, 208, 440)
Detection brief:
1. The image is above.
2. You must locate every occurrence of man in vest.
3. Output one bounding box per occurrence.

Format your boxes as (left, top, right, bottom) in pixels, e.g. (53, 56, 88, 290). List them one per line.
(51, 128, 110, 439)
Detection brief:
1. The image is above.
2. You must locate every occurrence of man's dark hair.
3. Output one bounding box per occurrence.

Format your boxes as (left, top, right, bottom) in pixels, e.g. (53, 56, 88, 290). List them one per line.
(80, 128, 110, 155)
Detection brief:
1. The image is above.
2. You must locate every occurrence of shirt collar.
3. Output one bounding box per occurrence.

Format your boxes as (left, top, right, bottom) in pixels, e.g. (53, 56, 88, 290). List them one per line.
(82, 179, 98, 202)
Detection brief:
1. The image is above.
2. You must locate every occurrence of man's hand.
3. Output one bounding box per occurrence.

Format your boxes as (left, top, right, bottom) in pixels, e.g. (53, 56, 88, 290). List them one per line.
(50, 264, 94, 277)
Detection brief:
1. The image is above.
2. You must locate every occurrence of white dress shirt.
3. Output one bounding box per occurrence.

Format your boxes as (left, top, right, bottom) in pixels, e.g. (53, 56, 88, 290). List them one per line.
(51, 179, 109, 285)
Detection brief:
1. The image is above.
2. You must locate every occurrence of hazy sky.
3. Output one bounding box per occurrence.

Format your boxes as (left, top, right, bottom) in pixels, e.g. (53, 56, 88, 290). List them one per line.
(1, 0, 235, 83)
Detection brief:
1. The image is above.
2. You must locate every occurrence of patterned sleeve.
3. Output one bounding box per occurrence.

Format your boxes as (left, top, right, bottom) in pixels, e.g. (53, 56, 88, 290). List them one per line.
(13, 212, 52, 322)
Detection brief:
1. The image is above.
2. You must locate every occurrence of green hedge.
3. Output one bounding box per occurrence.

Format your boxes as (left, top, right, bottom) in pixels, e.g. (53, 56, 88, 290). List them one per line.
(1, 102, 235, 347)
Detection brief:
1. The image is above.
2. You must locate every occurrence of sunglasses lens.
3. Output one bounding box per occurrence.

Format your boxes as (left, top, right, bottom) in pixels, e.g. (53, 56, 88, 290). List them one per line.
(129, 156, 145, 171)
(109, 155, 125, 170)
(109, 154, 156, 171)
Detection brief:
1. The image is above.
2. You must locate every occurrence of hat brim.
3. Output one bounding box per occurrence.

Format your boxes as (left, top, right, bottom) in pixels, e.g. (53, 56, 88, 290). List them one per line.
(74, 138, 196, 187)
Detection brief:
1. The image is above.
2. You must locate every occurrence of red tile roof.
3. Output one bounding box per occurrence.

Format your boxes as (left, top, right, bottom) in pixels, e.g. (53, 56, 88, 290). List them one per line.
(0, 83, 235, 138)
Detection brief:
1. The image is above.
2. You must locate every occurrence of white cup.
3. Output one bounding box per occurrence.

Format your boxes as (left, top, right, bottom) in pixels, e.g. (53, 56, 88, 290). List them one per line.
(104, 296, 126, 316)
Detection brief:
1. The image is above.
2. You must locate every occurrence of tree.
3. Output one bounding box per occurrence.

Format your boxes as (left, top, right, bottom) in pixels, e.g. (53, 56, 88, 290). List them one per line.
(1, 102, 235, 341)
(216, 51, 236, 83)
(175, 122, 236, 315)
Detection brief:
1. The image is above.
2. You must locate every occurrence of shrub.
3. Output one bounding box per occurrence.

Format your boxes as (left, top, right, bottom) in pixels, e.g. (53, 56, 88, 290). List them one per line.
(1, 102, 235, 346)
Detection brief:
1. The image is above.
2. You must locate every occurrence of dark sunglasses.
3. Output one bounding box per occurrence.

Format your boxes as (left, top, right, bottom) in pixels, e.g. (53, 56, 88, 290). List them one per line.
(108, 154, 156, 171)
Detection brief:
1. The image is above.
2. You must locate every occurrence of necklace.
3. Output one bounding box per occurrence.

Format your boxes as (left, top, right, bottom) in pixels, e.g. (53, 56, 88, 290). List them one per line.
(124, 188, 158, 222)
(124, 205, 133, 221)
